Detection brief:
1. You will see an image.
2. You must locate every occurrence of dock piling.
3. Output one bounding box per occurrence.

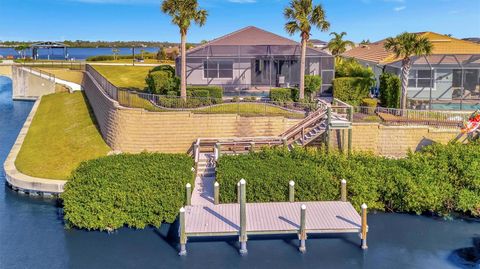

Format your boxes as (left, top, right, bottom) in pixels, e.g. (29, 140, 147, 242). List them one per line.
(239, 179, 248, 255)
(341, 179, 347, 202)
(214, 181, 219, 205)
(179, 207, 187, 256)
(185, 183, 192, 206)
(237, 182, 240, 204)
(214, 143, 220, 161)
(289, 181, 295, 203)
(299, 204, 307, 253)
(361, 203, 368, 250)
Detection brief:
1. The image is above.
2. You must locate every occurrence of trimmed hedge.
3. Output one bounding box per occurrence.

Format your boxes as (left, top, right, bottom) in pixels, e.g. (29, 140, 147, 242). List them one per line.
(149, 65, 176, 77)
(379, 72, 401, 108)
(62, 153, 194, 230)
(87, 52, 157, 61)
(145, 70, 179, 95)
(216, 143, 480, 217)
(187, 86, 223, 99)
(270, 88, 292, 102)
(333, 77, 374, 106)
(304, 75, 322, 100)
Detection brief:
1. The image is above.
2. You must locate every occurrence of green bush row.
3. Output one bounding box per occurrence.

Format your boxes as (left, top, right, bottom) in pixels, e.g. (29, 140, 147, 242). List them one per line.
(333, 77, 375, 106)
(187, 86, 223, 99)
(87, 52, 157, 61)
(61, 153, 194, 231)
(216, 143, 480, 217)
(379, 72, 401, 108)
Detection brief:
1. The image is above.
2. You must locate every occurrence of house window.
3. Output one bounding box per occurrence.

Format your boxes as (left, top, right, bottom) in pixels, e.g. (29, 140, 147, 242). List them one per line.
(408, 69, 433, 88)
(203, 60, 233, 79)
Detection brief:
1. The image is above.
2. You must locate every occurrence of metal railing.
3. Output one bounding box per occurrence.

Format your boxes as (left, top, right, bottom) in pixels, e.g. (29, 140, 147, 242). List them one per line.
(16, 65, 56, 82)
(85, 64, 316, 118)
(353, 106, 470, 128)
(20, 60, 85, 70)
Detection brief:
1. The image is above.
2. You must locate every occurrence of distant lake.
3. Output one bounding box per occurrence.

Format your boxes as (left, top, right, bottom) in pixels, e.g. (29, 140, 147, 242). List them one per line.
(0, 47, 159, 60)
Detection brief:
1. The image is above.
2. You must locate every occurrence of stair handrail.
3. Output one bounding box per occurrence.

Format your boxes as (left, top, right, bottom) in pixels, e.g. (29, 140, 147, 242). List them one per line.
(280, 104, 328, 140)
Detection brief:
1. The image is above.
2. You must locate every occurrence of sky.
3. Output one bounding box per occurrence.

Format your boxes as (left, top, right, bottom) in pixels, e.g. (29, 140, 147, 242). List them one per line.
(0, 0, 479, 43)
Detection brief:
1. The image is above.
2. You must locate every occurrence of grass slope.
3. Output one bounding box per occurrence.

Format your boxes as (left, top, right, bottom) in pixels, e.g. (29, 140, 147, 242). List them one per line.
(92, 65, 153, 91)
(36, 68, 85, 84)
(15, 92, 110, 179)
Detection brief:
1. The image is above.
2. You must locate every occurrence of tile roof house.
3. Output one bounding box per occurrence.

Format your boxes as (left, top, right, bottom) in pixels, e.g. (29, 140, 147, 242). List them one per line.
(342, 32, 480, 110)
(176, 26, 335, 97)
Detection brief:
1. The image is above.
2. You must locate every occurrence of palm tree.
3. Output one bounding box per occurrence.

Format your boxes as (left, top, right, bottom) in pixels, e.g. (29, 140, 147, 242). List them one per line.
(162, 0, 207, 100)
(112, 48, 120, 60)
(384, 32, 433, 110)
(284, 0, 330, 100)
(359, 39, 370, 46)
(14, 44, 29, 60)
(327, 32, 355, 56)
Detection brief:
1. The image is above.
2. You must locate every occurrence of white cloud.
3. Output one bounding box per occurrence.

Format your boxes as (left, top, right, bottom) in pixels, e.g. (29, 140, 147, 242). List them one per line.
(394, 6, 406, 11)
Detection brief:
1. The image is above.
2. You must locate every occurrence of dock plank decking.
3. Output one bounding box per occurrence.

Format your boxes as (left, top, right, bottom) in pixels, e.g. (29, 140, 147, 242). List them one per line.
(184, 201, 362, 236)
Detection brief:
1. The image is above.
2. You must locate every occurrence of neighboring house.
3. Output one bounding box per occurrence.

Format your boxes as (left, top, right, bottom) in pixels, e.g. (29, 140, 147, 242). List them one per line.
(463, 38, 480, 44)
(309, 39, 328, 50)
(164, 46, 179, 60)
(343, 32, 480, 110)
(176, 26, 335, 97)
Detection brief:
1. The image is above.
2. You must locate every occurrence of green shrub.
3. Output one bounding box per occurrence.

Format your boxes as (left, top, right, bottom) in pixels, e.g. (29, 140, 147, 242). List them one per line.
(270, 88, 293, 102)
(166, 91, 177, 97)
(149, 65, 175, 77)
(361, 98, 378, 107)
(216, 143, 480, 217)
(187, 86, 223, 99)
(145, 70, 179, 95)
(379, 73, 401, 108)
(304, 75, 322, 100)
(336, 58, 375, 79)
(62, 153, 194, 230)
(188, 89, 210, 98)
(333, 77, 374, 106)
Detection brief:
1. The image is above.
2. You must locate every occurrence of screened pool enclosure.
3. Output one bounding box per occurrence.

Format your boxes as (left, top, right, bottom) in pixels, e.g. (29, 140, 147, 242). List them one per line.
(176, 27, 335, 98)
(390, 54, 480, 110)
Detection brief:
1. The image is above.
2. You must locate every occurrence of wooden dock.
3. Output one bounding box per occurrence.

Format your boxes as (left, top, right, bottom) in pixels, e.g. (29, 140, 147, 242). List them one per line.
(184, 201, 362, 237)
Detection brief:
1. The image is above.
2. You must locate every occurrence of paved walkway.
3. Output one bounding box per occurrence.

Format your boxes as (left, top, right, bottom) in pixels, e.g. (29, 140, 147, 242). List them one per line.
(20, 67, 82, 92)
(191, 153, 216, 206)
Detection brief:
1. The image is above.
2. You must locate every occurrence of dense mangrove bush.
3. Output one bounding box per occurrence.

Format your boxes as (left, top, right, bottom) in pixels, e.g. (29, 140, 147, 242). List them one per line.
(216, 143, 480, 217)
(62, 153, 194, 231)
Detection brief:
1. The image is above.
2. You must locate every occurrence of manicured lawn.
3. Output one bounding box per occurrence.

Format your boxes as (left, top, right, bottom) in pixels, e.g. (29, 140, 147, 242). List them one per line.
(36, 68, 84, 84)
(92, 65, 153, 91)
(89, 59, 173, 65)
(15, 92, 111, 180)
(194, 103, 305, 118)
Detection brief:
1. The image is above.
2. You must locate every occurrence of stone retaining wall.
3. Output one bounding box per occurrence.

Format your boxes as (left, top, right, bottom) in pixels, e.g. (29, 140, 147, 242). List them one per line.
(12, 66, 55, 100)
(345, 123, 461, 157)
(83, 73, 299, 153)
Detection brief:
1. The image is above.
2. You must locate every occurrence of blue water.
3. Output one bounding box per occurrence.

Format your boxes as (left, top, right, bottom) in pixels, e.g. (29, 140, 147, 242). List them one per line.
(0, 47, 158, 61)
(432, 103, 480, 111)
(0, 76, 479, 269)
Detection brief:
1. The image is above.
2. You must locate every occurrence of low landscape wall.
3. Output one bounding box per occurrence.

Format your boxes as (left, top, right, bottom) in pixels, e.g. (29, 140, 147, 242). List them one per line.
(11, 66, 55, 100)
(347, 123, 461, 157)
(83, 73, 299, 153)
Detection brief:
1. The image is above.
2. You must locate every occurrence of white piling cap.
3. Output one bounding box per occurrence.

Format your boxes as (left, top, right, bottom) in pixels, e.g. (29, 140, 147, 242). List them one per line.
(180, 207, 185, 213)
(214, 181, 219, 187)
(240, 178, 246, 185)
(361, 203, 368, 209)
(191, 167, 195, 172)
(186, 183, 191, 188)
(301, 204, 307, 210)
(289, 180, 295, 186)
(341, 179, 347, 184)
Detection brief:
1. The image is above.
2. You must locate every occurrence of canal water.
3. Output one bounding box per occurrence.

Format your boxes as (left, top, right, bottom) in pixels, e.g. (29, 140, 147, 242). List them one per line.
(0, 47, 159, 61)
(0, 76, 478, 269)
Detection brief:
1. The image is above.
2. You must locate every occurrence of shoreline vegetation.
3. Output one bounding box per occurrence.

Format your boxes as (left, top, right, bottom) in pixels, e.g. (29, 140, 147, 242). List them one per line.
(217, 145, 480, 218)
(62, 153, 194, 231)
(0, 40, 197, 48)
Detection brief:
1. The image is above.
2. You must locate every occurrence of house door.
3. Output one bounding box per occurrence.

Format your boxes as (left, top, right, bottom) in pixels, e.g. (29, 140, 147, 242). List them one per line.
(251, 59, 271, 86)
